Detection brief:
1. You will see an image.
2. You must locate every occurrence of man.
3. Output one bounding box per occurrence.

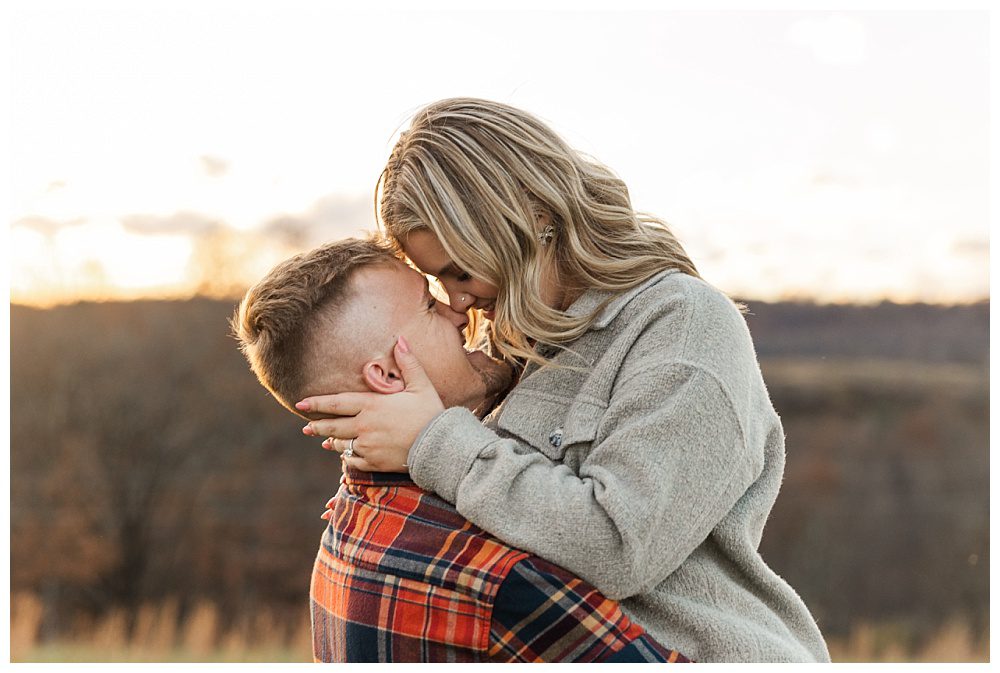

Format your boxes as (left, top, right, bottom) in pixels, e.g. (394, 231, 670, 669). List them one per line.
(232, 237, 690, 663)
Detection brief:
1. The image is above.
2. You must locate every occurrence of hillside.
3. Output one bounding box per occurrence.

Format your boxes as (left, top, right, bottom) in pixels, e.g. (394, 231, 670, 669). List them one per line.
(9, 298, 989, 647)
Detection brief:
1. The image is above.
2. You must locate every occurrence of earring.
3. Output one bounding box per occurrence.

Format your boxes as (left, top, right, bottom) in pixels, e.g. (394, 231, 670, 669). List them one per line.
(537, 225, 555, 246)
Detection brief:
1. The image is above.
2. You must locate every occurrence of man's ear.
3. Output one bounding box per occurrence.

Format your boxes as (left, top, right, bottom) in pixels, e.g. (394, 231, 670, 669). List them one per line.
(362, 358, 406, 394)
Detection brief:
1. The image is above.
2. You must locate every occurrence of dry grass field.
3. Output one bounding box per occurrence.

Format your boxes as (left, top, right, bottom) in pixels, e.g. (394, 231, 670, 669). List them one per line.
(10, 593, 312, 663)
(10, 592, 988, 663)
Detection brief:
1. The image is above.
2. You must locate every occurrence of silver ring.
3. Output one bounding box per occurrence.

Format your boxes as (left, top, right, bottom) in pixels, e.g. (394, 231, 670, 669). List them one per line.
(343, 438, 355, 459)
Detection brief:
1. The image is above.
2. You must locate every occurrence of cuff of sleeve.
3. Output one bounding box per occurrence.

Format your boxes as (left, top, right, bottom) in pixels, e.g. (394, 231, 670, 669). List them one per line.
(408, 406, 498, 504)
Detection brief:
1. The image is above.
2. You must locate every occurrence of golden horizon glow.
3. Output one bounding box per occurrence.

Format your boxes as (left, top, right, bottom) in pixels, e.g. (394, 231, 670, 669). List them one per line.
(9, 10, 989, 308)
(8, 222, 988, 309)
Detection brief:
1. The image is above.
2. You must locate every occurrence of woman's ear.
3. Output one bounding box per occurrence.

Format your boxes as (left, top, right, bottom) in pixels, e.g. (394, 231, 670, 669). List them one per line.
(534, 209, 556, 247)
(362, 358, 406, 394)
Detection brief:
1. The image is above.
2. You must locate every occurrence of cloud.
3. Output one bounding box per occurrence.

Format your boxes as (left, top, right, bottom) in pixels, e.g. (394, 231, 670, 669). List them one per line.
(260, 193, 375, 246)
(261, 216, 311, 247)
(199, 155, 229, 178)
(786, 14, 868, 66)
(810, 171, 861, 188)
(950, 238, 988, 256)
(310, 193, 378, 233)
(12, 216, 86, 237)
(113, 194, 372, 250)
(120, 211, 224, 236)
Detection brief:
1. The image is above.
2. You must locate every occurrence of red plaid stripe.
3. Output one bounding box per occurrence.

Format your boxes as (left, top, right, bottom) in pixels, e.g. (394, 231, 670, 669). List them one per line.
(310, 469, 690, 663)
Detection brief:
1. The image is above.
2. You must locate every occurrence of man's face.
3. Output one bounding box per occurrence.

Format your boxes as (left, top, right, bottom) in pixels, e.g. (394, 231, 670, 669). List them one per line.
(348, 260, 511, 410)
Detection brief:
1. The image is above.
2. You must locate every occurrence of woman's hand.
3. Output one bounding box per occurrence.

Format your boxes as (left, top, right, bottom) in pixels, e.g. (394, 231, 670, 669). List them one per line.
(297, 336, 445, 473)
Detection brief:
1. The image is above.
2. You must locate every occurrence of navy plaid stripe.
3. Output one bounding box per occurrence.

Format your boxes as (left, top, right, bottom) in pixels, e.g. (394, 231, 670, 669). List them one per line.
(489, 557, 686, 662)
(311, 473, 691, 662)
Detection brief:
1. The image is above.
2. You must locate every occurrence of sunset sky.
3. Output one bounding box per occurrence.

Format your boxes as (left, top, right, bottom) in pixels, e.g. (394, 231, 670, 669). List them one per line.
(9, 7, 990, 306)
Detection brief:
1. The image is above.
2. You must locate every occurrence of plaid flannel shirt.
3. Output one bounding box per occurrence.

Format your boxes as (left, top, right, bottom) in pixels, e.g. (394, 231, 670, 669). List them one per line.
(310, 468, 690, 663)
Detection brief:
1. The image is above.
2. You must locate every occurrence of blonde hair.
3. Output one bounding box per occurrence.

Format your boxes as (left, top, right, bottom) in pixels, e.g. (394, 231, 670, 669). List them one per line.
(376, 97, 700, 367)
(231, 237, 397, 415)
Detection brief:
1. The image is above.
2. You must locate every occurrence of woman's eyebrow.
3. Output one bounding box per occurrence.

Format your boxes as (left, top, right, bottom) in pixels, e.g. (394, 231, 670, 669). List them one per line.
(433, 261, 460, 278)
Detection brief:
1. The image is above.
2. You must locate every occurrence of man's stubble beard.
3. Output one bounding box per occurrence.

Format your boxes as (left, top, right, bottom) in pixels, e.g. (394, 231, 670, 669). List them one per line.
(470, 357, 516, 420)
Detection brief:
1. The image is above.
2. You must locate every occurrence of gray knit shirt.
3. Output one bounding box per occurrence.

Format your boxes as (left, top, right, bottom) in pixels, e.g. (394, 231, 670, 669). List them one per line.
(408, 269, 831, 663)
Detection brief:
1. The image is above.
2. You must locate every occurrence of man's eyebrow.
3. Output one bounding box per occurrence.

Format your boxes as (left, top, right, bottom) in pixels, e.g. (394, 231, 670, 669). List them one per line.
(421, 274, 432, 303)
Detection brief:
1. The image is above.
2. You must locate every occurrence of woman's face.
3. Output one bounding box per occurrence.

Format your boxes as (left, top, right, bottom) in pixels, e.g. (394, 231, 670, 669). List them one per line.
(401, 229, 500, 320)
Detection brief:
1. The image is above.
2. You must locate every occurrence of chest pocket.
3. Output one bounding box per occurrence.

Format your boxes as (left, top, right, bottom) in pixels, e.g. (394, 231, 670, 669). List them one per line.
(495, 389, 604, 462)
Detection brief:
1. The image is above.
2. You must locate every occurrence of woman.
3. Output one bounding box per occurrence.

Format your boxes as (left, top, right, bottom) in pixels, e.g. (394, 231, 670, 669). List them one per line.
(298, 98, 830, 662)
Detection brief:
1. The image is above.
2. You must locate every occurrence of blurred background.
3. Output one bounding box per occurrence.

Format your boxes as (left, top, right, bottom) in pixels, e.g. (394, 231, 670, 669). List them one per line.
(8, 6, 989, 663)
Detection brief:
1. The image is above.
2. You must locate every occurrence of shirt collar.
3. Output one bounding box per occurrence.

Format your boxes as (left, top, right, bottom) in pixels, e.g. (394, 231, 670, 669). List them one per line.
(564, 268, 679, 330)
(342, 465, 415, 487)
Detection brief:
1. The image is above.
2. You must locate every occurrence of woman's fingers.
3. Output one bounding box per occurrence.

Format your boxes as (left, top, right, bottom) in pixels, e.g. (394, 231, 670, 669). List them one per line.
(297, 359, 442, 474)
(304, 416, 358, 439)
(324, 434, 409, 474)
(327, 437, 359, 456)
(342, 453, 379, 472)
(393, 336, 433, 391)
(295, 392, 371, 416)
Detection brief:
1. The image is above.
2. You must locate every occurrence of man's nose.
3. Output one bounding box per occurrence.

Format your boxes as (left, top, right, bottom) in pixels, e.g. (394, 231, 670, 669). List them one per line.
(436, 300, 469, 331)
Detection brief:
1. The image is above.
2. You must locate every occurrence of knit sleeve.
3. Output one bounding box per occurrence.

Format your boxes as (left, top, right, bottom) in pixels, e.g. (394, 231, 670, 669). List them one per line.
(408, 357, 763, 600)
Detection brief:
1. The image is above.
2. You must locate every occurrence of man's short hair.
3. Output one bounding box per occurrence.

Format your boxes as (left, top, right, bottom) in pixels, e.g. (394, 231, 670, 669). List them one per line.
(231, 236, 397, 415)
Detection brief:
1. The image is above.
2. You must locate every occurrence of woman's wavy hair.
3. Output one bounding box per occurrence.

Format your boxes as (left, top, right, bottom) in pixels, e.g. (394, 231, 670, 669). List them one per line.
(376, 97, 700, 367)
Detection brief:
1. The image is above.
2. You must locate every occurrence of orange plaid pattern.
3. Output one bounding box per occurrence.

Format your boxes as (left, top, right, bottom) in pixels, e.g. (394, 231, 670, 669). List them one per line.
(310, 468, 690, 663)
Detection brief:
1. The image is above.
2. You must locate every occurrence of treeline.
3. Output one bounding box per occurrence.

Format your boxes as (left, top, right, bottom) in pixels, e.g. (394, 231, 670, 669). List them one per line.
(9, 298, 989, 643)
(740, 298, 988, 364)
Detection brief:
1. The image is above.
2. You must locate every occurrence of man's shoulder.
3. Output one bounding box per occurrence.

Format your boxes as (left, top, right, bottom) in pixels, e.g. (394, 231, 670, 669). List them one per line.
(327, 478, 529, 601)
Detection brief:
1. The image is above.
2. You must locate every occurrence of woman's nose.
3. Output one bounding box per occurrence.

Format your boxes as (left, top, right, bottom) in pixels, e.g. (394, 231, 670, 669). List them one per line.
(447, 290, 475, 313)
